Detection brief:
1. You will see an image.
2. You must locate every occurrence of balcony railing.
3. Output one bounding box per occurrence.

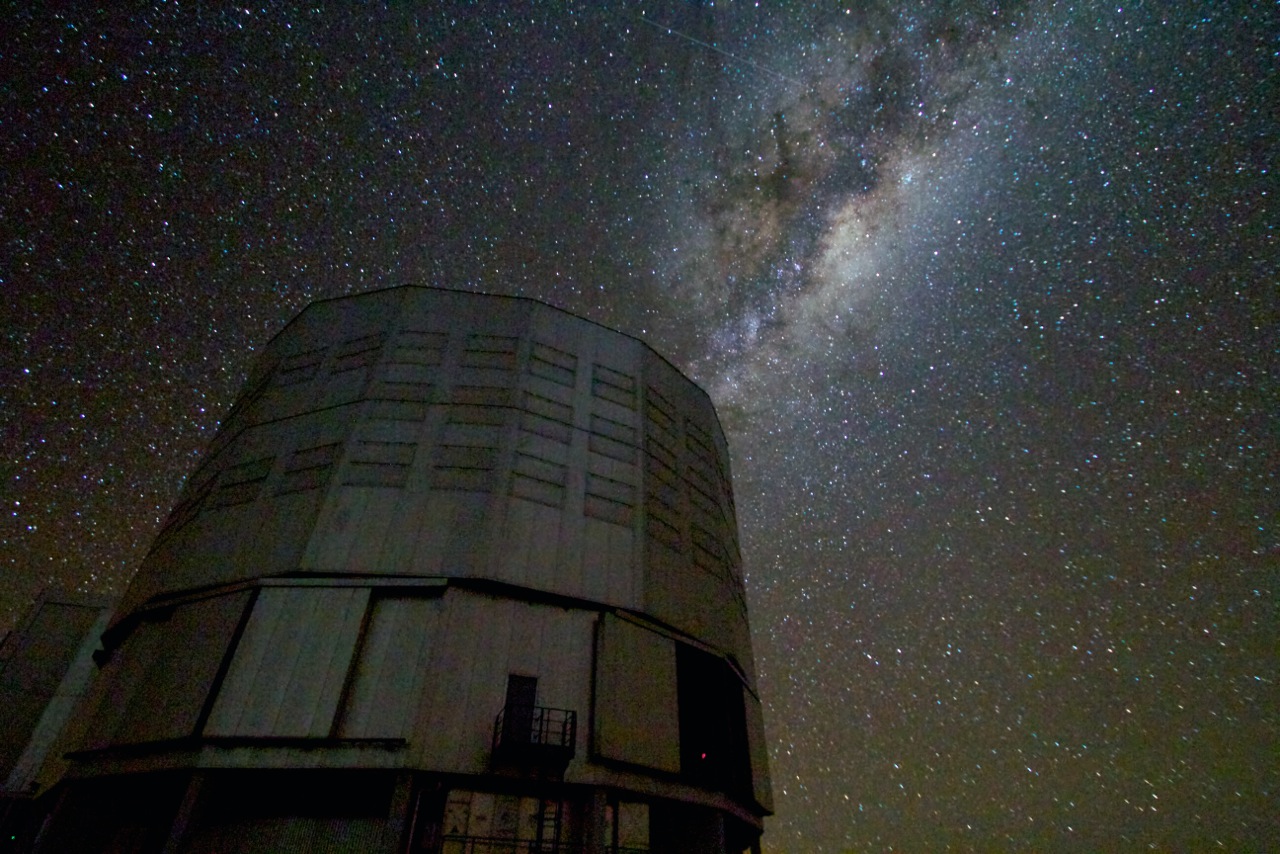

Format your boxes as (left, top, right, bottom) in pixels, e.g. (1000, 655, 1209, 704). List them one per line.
(440, 837, 578, 854)
(441, 838, 646, 854)
(491, 704, 577, 767)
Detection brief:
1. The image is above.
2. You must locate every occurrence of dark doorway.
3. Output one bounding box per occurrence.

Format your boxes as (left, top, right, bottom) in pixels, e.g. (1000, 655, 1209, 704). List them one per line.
(675, 644, 751, 798)
(505, 674, 537, 744)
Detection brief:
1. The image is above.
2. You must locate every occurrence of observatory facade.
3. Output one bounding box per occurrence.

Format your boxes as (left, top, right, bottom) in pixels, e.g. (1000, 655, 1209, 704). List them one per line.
(36, 287, 771, 853)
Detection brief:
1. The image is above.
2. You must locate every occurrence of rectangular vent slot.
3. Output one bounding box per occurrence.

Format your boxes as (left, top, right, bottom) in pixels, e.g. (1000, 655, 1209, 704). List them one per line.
(207, 457, 274, 508)
(646, 513, 683, 552)
(462, 334, 518, 371)
(585, 473, 635, 527)
(278, 443, 341, 494)
(332, 333, 385, 373)
(645, 450, 680, 493)
(684, 420, 716, 465)
(529, 342, 577, 387)
(432, 445, 498, 492)
(375, 380, 433, 403)
(592, 364, 636, 409)
(451, 385, 512, 407)
(391, 330, 447, 365)
(520, 411, 572, 445)
(589, 433, 634, 464)
(525, 391, 574, 425)
(368, 400, 429, 422)
(591, 414, 635, 445)
(345, 441, 416, 488)
(448, 405, 507, 426)
(277, 347, 326, 386)
(510, 452, 568, 508)
(645, 386, 677, 434)
(692, 525, 730, 579)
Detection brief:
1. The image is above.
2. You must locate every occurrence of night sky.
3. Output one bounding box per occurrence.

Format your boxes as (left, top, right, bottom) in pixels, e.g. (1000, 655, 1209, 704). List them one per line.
(3, 2, 1275, 850)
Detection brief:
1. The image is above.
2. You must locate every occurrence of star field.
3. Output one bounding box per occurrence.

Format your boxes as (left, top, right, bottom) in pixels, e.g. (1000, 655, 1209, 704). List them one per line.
(2, 2, 1275, 850)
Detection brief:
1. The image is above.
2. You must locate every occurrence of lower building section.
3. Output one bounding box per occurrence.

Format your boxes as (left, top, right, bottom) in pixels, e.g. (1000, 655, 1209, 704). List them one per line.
(0, 577, 768, 853)
(23, 769, 762, 854)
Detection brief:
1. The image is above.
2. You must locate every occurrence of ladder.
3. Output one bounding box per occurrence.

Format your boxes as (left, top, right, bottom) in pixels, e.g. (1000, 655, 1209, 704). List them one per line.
(534, 798, 562, 853)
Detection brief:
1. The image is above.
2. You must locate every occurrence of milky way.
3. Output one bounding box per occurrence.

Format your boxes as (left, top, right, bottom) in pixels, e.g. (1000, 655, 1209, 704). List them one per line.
(3, 2, 1275, 850)
(676, 5, 1064, 401)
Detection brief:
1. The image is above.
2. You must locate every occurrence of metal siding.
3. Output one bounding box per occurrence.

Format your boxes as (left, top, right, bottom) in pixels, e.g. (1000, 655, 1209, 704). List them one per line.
(501, 498, 535, 586)
(593, 614, 681, 773)
(255, 488, 328, 575)
(339, 597, 441, 739)
(441, 493, 491, 575)
(408, 493, 455, 575)
(506, 600, 545, 681)
(124, 289, 755, 654)
(580, 518, 635, 608)
(205, 587, 369, 737)
(410, 593, 512, 773)
(304, 489, 367, 572)
(523, 500, 563, 586)
(82, 615, 166, 750)
(466, 598, 516, 767)
(579, 519, 609, 604)
(373, 491, 429, 575)
(409, 595, 467, 769)
(115, 591, 251, 745)
(537, 609, 594, 740)
(341, 489, 401, 573)
(615, 523, 640, 605)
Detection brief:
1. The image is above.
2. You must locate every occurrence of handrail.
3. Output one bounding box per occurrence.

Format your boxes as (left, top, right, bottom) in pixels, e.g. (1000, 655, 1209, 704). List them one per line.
(440, 837, 647, 854)
(492, 704, 577, 754)
(439, 836, 576, 853)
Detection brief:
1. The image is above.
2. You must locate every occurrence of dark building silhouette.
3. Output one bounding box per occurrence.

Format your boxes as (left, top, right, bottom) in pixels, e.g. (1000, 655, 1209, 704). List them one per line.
(15, 288, 770, 853)
(0, 591, 113, 844)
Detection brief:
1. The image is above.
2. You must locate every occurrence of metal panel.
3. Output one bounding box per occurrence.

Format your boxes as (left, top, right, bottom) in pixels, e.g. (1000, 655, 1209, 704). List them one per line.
(593, 614, 680, 773)
(341, 490, 403, 574)
(501, 497, 571, 589)
(115, 590, 252, 745)
(744, 685, 775, 812)
(339, 597, 441, 738)
(205, 587, 369, 738)
(0, 600, 102, 777)
(411, 593, 515, 773)
(1, 599, 110, 792)
(536, 609, 593, 728)
(81, 615, 164, 751)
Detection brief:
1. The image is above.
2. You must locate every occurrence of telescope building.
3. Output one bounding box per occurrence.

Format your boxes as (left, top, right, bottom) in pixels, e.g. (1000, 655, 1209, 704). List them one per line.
(31, 287, 771, 853)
